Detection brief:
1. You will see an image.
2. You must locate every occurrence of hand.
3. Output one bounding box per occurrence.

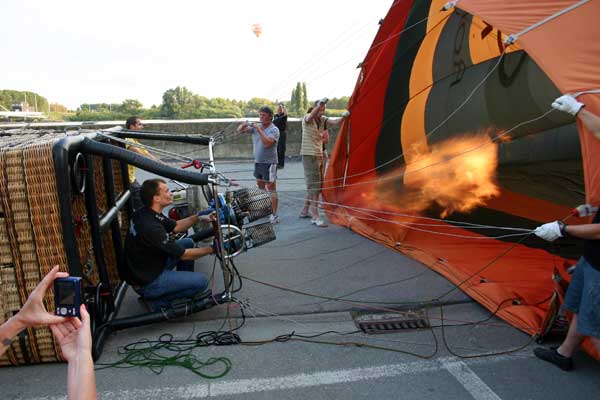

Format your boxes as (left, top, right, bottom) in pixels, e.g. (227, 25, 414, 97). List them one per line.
(319, 97, 329, 105)
(50, 304, 92, 363)
(197, 211, 216, 222)
(341, 110, 350, 118)
(534, 221, 565, 241)
(15, 265, 69, 329)
(551, 95, 584, 116)
(212, 238, 221, 256)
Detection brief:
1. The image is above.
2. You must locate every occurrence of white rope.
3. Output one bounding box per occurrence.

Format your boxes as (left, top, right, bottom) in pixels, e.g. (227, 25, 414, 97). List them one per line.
(97, 131, 193, 163)
(504, 0, 590, 45)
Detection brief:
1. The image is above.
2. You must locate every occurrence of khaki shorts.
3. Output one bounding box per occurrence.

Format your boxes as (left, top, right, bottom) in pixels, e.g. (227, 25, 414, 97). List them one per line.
(303, 155, 323, 196)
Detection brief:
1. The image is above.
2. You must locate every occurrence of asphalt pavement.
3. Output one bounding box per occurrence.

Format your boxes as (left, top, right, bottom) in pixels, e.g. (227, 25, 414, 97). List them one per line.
(1, 159, 599, 400)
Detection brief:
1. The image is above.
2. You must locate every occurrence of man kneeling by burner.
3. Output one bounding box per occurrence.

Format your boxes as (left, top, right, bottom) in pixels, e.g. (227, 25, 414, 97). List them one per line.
(124, 178, 215, 311)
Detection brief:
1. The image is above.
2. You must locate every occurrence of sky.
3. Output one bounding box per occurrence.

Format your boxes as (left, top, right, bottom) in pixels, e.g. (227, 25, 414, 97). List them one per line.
(1, 0, 393, 110)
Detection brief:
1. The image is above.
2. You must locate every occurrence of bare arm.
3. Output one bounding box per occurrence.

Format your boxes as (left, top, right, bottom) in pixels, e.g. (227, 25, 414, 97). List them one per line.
(180, 246, 214, 260)
(51, 305, 97, 400)
(1, 266, 68, 356)
(578, 108, 600, 139)
(564, 222, 600, 240)
(304, 106, 321, 123)
(254, 125, 276, 148)
(173, 214, 200, 233)
(325, 116, 347, 128)
(127, 143, 157, 160)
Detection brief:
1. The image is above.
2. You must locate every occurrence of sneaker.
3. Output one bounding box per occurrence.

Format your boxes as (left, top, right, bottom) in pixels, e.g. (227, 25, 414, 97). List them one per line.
(299, 212, 311, 219)
(269, 214, 279, 224)
(533, 347, 573, 371)
(311, 218, 328, 227)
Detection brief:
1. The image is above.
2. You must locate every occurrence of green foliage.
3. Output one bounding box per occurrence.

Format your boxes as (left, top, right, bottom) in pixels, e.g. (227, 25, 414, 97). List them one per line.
(301, 82, 308, 111)
(288, 81, 310, 116)
(0, 89, 49, 113)
(327, 96, 350, 110)
(5, 85, 346, 122)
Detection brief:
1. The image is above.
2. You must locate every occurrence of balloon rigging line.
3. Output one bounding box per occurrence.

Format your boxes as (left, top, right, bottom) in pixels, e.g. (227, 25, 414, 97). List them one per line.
(336, 46, 508, 184)
(229, 106, 558, 196)
(278, 191, 531, 234)
(213, 13, 505, 192)
(97, 131, 194, 163)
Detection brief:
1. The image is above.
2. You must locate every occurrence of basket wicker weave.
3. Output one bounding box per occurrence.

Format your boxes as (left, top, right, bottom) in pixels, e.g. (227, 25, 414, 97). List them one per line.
(0, 129, 127, 366)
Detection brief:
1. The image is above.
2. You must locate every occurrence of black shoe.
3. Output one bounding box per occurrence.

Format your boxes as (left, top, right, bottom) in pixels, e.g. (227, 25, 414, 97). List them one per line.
(533, 347, 573, 371)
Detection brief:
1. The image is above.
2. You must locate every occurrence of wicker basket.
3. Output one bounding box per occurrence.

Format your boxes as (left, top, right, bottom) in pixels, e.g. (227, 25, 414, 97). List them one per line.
(0, 130, 126, 365)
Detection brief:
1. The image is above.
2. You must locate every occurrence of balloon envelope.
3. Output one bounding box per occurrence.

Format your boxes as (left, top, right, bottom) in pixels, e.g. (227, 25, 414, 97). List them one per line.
(251, 23, 262, 38)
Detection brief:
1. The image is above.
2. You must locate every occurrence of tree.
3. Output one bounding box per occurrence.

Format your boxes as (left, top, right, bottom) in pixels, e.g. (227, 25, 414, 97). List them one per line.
(0, 90, 49, 113)
(120, 99, 143, 114)
(290, 87, 298, 114)
(160, 86, 196, 118)
(294, 82, 302, 113)
(301, 82, 308, 112)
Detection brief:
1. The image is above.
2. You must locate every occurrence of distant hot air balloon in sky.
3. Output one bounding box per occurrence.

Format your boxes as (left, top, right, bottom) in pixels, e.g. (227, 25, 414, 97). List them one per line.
(251, 23, 262, 38)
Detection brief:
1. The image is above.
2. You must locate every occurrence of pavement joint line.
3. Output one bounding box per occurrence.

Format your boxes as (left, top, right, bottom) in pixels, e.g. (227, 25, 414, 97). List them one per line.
(23, 352, 530, 400)
(442, 359, 503, 400)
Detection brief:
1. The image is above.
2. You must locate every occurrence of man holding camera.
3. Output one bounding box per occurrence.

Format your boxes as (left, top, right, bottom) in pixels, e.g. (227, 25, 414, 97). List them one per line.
(124, 178, 215, 311)
(273, 103, 288, 169)
(299, 98, 349, 227)
(237, 106, 281, 223)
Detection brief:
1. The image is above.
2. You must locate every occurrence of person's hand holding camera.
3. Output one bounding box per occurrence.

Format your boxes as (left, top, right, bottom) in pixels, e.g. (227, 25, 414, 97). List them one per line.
(14, 265, 69, 330)
(49, 304, 92, 363)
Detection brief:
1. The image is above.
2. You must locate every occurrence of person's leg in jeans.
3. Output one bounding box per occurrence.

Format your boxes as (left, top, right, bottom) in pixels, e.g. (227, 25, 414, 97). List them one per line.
(138, 269, 209, 310)
(140, 238, 207, 309)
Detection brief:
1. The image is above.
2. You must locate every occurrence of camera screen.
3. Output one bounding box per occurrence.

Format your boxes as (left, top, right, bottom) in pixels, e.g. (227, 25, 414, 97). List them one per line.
(57, 281, 75, 305)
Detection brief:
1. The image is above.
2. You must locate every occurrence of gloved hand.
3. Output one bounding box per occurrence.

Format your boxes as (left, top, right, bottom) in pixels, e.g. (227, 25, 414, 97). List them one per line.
(341, 110, 350, 118)
(534, 221, 566, 241)
(319, 97, 329, 105)
(572, 204, 598, 218)
(551, 95, 584, 116)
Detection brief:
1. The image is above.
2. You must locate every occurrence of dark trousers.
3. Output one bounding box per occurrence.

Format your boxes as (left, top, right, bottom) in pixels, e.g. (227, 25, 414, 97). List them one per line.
(277, 131, 287, 168)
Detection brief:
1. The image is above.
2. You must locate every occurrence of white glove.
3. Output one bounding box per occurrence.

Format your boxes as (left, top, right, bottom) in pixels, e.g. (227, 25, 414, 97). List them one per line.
(572, 204, 598, 218)
(551, 95, 584, 116)
(534, 221, 565, 241)
(341, 110, 350, 118)
(319, 97, 329, 105)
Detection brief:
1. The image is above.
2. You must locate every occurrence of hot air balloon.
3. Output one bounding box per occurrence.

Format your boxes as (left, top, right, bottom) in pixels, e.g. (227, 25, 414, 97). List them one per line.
(324, 0, 600, 361)
(251, 23, 262, 38)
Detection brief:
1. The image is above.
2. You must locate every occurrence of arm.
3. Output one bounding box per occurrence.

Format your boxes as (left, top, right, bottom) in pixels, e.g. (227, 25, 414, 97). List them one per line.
(304, 106, 322, 123)
(128, 145, 157, 160)
(50, 305, 96, 400)
(552, 95, 600, 139)
(173, 212, 215, 234)
(578, 108, 600, 140)
(181, 246, 214, 260)
(237, 121, 253, 133)
(254, 125, 276, 148)
(564, 222, 600, 240)
(326, 117, 345, 128)
(1, 266, 68, 356)
(173, 214, 201, 233)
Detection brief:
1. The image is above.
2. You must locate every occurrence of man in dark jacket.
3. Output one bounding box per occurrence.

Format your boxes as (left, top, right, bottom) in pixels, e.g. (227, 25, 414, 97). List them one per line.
(273, 103, 288, 169)
(124, 178, 214, 310)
